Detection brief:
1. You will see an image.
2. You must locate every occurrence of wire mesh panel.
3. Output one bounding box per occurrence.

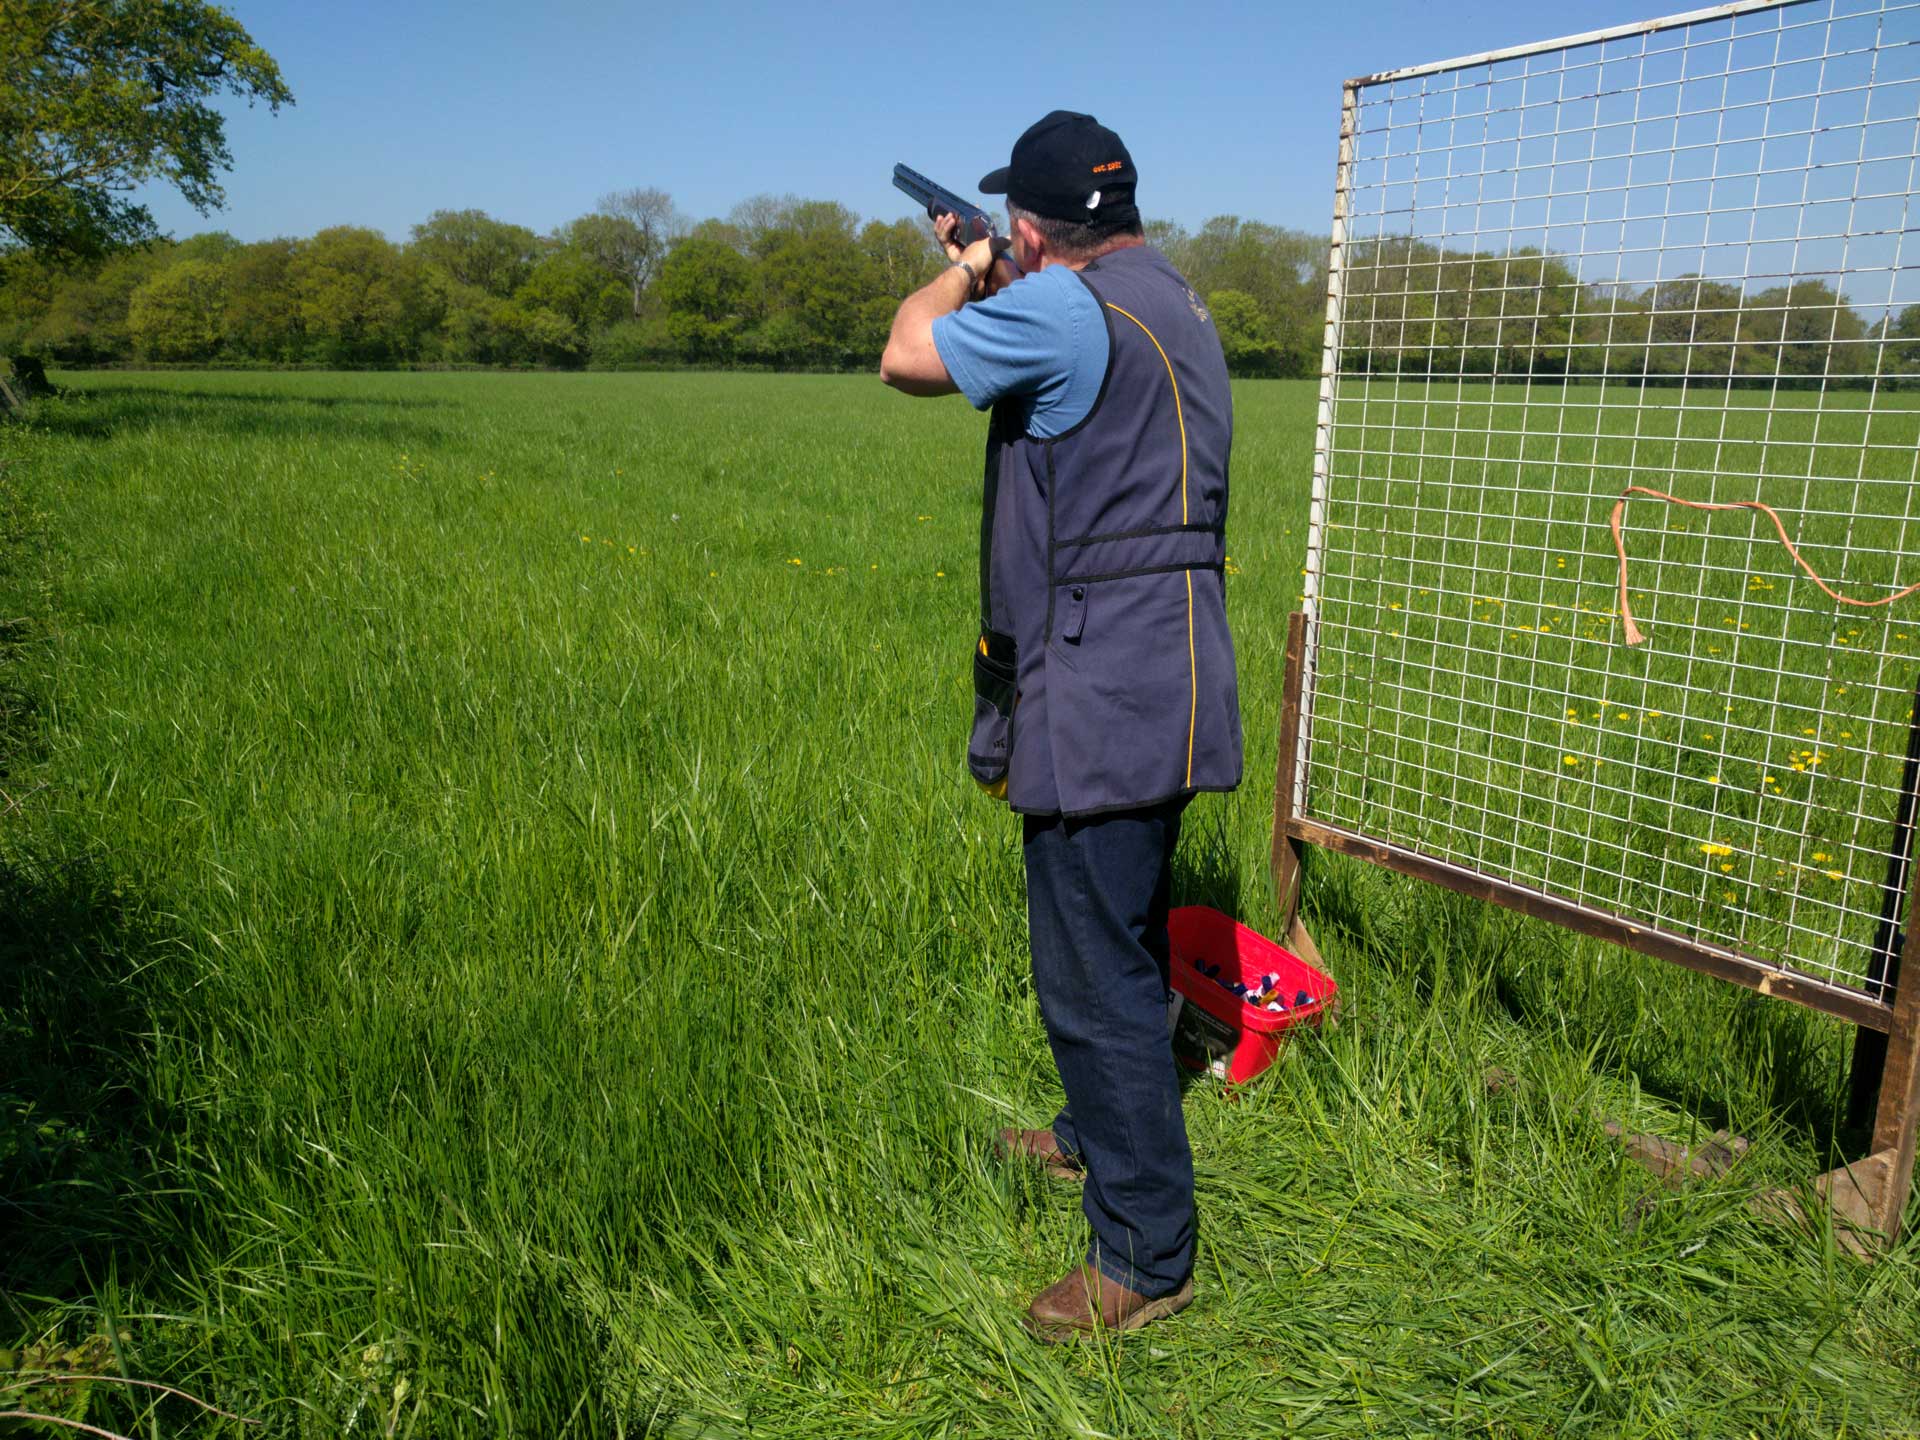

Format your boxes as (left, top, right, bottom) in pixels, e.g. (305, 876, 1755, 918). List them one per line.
(1300, 0, 1920, 1000)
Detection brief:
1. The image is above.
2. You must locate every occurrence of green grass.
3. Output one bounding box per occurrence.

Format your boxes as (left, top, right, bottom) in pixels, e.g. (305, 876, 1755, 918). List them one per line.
(2, 370, 1918, 1438)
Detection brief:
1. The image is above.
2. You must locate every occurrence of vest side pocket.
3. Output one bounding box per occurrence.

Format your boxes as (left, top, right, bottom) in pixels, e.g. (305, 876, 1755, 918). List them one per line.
(1061, 584, 1088, 643)
(969, 628, 1018, 794)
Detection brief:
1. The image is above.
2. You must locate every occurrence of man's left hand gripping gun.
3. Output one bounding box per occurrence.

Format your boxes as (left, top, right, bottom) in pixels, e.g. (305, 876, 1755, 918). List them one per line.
(892, 164, 996, 244)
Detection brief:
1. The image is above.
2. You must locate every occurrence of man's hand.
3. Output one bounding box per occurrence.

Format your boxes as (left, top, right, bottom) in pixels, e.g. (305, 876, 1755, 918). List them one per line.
(880, 216, 1020, 393)
(934, 213, 1019, 299)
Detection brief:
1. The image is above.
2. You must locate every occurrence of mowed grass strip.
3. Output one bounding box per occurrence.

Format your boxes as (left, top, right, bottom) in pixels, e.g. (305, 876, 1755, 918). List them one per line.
(0, 370, 1915, 1437)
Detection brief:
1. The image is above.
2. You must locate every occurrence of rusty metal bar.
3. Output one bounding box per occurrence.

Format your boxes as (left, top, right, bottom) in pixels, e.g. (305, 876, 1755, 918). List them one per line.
(1286, 815, 1896, 1031)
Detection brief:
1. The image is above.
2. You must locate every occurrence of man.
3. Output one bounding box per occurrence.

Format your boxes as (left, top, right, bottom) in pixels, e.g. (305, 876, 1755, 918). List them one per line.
(880, 111, 1242, 1341)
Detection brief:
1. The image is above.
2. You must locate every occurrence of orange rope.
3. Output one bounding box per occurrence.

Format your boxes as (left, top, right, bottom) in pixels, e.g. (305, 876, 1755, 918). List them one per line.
(1610, 485, 1920, 647)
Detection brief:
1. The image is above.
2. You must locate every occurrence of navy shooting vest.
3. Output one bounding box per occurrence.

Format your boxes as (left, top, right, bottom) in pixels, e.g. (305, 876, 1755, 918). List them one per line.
(968, 244, 1243, 817)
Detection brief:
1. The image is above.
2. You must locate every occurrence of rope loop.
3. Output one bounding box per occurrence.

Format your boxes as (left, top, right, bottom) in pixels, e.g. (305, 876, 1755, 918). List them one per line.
(1609, 485, 1920, 647)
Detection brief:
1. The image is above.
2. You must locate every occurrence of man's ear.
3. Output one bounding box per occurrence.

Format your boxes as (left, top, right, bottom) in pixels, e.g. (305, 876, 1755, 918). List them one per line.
(1013, 215, 1043, 268)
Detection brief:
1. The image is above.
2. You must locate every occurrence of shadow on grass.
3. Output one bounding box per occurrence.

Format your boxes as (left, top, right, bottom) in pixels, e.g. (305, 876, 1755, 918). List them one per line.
(1171, 806, 1244, 922)
(55, 379, 452, 411)
(29, 383, 450, 447)
(1301, 844, 1855, 1153)
(0, 853, 191, 1303)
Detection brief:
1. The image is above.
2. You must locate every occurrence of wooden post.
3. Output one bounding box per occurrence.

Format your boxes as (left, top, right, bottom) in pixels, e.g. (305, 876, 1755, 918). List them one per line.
(1867, 854, 1920, 1235)
(1272, 611, 1308, 932)
(1848, 672, 1920, 1131)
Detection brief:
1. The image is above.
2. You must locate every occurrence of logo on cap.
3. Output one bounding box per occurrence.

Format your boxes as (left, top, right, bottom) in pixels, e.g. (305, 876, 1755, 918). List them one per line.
(1092, 161, 1125, 174)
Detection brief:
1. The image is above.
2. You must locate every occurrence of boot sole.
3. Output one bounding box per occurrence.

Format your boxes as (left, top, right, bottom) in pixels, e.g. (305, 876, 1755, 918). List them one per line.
(1023, 1277, 1194, 1344)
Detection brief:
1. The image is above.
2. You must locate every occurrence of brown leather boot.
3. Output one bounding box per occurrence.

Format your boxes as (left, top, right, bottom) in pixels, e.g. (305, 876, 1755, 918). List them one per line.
(1023, 1263, 1193, 1343)
(993, 1127, 1084, 1182)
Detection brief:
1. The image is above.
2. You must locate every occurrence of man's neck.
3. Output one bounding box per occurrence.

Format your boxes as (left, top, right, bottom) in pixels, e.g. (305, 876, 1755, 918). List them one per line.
(1058, 234, 1149, 272)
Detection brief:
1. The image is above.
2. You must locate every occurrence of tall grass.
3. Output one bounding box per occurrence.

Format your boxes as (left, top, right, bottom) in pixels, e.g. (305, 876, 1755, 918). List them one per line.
(1, 371, 1916, 1437)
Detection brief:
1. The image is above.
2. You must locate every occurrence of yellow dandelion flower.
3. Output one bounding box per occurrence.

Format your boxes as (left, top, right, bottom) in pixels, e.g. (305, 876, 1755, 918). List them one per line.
(1722, 890, 1738, 902)
(1707, 775, 1721, 784)
(1616, 711, 1630, 721)
(1720, 863, 1734, 872)
(1563, 755, 1581, 766)
(788, 557, 803, 565)
(936, 571, 946, 577)
(1826, 869, 1844, 881)
(581, 535, 591, 543)
(1812, 851, 1830, 862)
(1700, 843, 1733, 857)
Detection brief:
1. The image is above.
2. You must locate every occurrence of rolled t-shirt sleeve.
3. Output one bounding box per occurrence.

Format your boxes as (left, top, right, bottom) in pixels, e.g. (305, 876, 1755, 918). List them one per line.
(930, 268, 1093, 425)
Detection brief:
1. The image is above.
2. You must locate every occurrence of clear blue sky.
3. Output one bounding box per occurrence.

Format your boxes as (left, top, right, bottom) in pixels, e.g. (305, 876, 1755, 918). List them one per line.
(135, 0, 1686, 244)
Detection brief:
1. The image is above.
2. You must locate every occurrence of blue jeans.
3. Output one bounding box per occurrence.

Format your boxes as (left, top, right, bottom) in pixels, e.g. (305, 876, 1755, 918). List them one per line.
(1022, 797, 1192, 1299)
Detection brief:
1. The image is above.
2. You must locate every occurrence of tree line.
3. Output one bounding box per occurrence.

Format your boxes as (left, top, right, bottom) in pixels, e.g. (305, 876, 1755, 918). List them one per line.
(7, 194, 1910, 380)
(1340, 238, 1920, 382)
(0, 189, 1334, 376)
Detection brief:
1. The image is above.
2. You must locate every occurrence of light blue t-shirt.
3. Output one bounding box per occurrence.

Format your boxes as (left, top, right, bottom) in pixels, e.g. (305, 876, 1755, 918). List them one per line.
(930, 265, 1110, 439)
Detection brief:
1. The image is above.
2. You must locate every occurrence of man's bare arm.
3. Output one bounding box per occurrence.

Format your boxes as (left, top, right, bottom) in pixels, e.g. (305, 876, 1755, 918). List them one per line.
(879, 263, 973, 395)
(879, 219, 1013, 395)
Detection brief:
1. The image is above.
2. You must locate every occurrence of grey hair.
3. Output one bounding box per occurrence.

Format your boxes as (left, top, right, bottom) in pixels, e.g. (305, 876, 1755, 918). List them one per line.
(1006, 199, 1143, 263)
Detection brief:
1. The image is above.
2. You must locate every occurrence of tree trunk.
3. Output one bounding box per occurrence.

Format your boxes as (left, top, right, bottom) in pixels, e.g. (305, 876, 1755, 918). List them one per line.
(7, 355, 53, 399)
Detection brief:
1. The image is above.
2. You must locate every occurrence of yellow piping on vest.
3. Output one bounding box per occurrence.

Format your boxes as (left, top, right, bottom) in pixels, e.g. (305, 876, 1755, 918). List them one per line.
(1105, 302, 1196, 786)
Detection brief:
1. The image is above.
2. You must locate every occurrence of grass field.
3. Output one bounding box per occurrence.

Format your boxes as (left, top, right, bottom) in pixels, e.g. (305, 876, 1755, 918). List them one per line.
(3, 370, 1919, 1437)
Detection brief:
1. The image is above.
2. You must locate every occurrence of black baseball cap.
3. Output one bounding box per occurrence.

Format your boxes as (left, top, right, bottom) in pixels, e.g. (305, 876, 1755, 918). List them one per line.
(979, 110, 1138, 224)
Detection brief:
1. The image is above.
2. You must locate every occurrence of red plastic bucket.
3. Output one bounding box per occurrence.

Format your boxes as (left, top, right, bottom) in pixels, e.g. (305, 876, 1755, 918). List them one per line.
(1168, 905, 1337, 1084)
